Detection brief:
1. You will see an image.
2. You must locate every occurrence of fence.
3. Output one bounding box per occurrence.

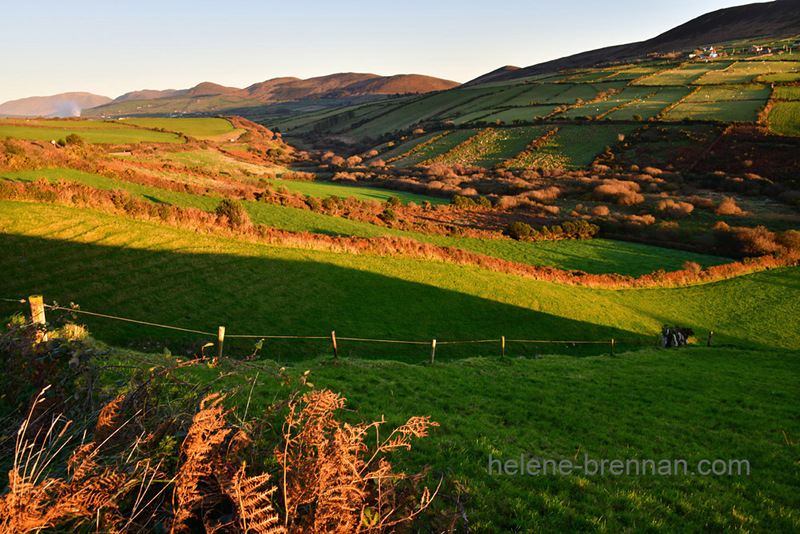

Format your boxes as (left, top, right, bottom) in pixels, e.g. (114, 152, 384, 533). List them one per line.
(1, 295, 669, 362)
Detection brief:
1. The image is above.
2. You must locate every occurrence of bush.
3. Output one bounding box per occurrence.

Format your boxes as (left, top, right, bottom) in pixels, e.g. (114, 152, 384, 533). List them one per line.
(503, 221, 535, 240)
(64, 133, 85, 146)
(593, 180, 644, 206)
(715, 196, 743, 215)
(656, 199, 695, 219)
(380, 207, 398, 223)
(215, 198, 251, 228)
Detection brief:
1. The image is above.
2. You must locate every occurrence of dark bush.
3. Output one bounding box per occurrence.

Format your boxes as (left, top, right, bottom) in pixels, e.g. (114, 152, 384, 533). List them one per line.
(215, 198, 251, 228)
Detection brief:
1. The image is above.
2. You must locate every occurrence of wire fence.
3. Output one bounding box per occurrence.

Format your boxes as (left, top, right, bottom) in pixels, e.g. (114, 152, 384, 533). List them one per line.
(2, 295, 661, 362)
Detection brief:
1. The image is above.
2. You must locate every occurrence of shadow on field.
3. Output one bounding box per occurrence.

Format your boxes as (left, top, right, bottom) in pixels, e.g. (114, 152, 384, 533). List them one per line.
(0, 233, 650, 363)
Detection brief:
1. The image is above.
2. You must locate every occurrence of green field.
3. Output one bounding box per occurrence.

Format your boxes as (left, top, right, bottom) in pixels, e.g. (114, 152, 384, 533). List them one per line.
(663, 85, 771, 121)
(303, 347, 800, 533)
(121, 117, 245, 139)
(635, 62, 733, 86)
(606, 87, 692, 120)
(0, 123, 183, 144)
(695, 60, 800, 84)
(774, 85, 800, 100)
(263, 177, 447, 205)
(501, 84, 577, 107)
(767, 101, 800, 136)
(506, 124, 638, 168)
(480, 105, 559, 124)
(3, 202, 793, 357)
(0, 167, 731, 277)
(395, 129, 480, 166)
(558, 86, 658, 119)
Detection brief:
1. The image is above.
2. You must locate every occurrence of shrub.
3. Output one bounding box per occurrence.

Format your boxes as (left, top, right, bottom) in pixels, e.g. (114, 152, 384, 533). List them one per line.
(65, 133, 85, 146)
(215, 198, 251, 228)
(380, 207, 398, 223)
(590, 205, 610, 217)
(593, 180, 644, 205)
(715, 196, 743, 215)
(503, 221, 535, 240)
(656, 199, 695, 218)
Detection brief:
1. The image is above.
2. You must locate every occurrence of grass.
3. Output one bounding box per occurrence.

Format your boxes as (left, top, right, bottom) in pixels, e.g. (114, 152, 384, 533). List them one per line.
(396, 130, 480, 166)
(0, 123, 183, 144)
(479, 106, 559, 124)
(299, 347, 800, 533)
(663, 85, 771, 122)
(767, 102, 800, 136)
(263, 177, 447, 205)
(2, 202, 797, 356)
(694, 61, 800, 85)
(501, 85, 577, 107)
(558, 87, 657, 119)
(0, 167, 730, 275)
(774, 85, 800, 100)
(151, 149, 284, 176)
(507, 124, 638, 169)
(120, 117, 246, 140)
(634, 62, 733, 86)
(607, 87, 694, 120)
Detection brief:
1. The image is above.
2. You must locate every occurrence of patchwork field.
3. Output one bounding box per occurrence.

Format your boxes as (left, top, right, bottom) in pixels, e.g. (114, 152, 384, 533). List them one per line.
(767, 101, 800, 136)
(121, 117, 246, 140)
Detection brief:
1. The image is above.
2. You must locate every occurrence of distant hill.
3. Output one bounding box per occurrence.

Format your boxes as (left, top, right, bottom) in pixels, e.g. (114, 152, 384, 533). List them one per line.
(113, 89, 181, 102)
(468, 0, 800, 85)
(83, 73, 460, 119)
(0, 92, 112, 118)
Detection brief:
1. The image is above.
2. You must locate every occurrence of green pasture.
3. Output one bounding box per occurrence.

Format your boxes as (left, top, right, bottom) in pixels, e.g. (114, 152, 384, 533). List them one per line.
(0, 119, 133, 129)
(767, 102, 800, 136)
(480, 105, 559, 124)
(1, 202, 797, 357)
(396, 129, 480, 166)
(121, 117, 245, 139)
(607, 87, 694, 120)
(264, 177, 447, 205)
(774, 85, 800, 100)
(663, 85, 771, 121)
(501, 84, 576, 107)
(558, 87, 658, 119)
(0, 123, 182, 144)
(695, 61, 800, 84)
(635, 62, 732, 86)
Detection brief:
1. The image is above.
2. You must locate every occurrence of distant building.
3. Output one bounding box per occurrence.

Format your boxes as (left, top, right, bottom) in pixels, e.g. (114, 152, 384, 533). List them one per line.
(750, 45, 763, 53)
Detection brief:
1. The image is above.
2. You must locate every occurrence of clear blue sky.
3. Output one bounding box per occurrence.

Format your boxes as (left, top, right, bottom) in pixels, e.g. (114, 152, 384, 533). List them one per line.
(2, 0, 757, 103)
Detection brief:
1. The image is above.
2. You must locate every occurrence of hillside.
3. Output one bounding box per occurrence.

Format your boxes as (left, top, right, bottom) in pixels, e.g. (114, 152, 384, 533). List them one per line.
(112, 88, 181, 102)
(469, 0, 800, 85)
(0, 92, 111, 118)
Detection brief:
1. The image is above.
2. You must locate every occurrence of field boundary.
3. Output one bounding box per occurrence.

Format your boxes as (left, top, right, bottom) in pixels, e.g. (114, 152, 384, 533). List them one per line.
(5, 296, 657, 362)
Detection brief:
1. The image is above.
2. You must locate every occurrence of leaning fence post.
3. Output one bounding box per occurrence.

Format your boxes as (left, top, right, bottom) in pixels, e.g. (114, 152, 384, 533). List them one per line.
(331, 330, 338, 359)
(430, 339, 436, 364)
(28, 295, 48, 341)
(610, 338, 615, 356)
(217, 326, 225, 358)
(707, 331, 713, 347)
(501, 336, 505, 359)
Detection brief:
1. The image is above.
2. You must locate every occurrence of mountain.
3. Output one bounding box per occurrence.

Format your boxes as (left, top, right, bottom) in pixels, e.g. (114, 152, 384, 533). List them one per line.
(0, 92, 112, 118)
(82, 73, 460, 119)
(468, 0, 800, 85)
(113, 89, 181, 102)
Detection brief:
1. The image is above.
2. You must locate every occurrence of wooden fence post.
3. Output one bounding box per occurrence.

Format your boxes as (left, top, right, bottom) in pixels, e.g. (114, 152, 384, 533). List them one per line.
(217, 326, 225, 359)
(430, 339, 436, 364)
(707, 331, 713, 347)
(28, 295, 48, 341)
(501, 336, 505, 359)
(331, 331, 338, 359)
(610, 338, 615, 356)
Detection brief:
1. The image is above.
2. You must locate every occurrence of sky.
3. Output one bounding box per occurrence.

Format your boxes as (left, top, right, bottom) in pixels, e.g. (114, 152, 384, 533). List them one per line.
(1, 0, 760, 104)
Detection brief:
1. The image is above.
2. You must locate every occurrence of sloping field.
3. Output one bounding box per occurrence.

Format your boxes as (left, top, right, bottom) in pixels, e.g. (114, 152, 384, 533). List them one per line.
(663, 84, 771, 121)
(635, 61, 733, 86)
(2, 167, 728, 276)
(121, 117, 245, 140)
(501, 84, 576, 106)
(607, 86, 694, 119)
(392, 129, 480, 166)
(505, 124, 638, 168)
(774, 85, 800, 100)
(1, 202, 797, 355)
(558, 86, 658, 119)
(262, 177, 447, 205)
(0, 123, 182, 144)
(767, 101, 800, 136)
(479, 105, 559, 124)
(542, 82, 628, 104)
(695, 60, 800, 84)
(418, 127, 549, 168)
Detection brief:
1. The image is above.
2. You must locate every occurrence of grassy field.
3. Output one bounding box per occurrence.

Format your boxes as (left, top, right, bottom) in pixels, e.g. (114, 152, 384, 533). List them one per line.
(558, 87, 657, 119)
(767, 102, 800, 136)
(299, 347, 800, 533)
(635, 62, 733, 86)
(263, 177, 447, 205)
(0, 123, 183, 144)
(607, 86, 694, 120)
(694, 60, 800, 84)
(121, 117, 246, 140)
(663, 85, 771, 121)
(0, 168, 730, 274)
(774, 85, 800, 100)
(2, 202, 796, 358)
(479, 106, 558, 124)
